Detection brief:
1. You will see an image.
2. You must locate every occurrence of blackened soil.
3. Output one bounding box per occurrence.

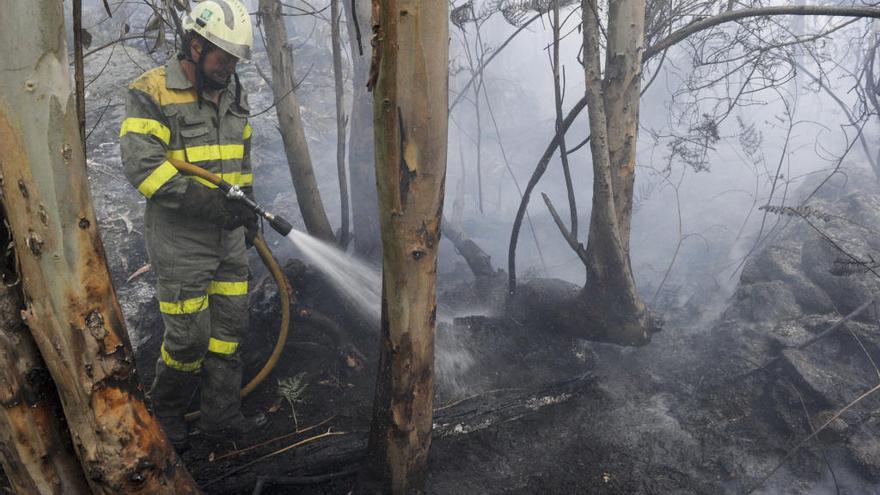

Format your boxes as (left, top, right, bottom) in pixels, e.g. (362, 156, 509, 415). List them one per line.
(126, 261, 880, 494)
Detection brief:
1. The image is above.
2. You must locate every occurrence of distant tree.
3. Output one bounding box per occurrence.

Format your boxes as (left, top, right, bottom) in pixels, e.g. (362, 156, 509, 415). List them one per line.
(259, 0, 336, 242)
(343, 0, 383, 261)
(505, 0, 880, 345)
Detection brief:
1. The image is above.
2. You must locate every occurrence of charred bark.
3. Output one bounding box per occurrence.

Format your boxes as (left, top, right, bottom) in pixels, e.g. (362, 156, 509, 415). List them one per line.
(442, 218, 494, 280)
(0, 230, 90, 495)
(0, 2, 199, 492)
(364, 0, 449, 492)
(443, 218, 506, 308)
(342, 0, 382, 261)
(259, 0, 336, 242)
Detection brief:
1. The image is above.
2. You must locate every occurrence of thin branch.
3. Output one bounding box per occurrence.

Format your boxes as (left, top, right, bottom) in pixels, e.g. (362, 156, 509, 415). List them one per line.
(646, 5, 880, 60)
(735, 296, 878, 380)
(748, 381, 880, 493)
(786, 382, 841, 495)
(449, 13, 542, 113)
(211, 416, 335, 462)
(551, 2, 578, 239)
(480, 72, 545, 276)
(507, 96, 587, 294)
(202, 429, 346, 487)
(82, 34, 155, 60)
(541, 192, 588, 265)
(85, 99, 115, 142)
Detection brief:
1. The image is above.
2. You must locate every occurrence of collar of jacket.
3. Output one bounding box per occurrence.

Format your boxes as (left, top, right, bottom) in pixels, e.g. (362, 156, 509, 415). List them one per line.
(166, 60, 194, 90)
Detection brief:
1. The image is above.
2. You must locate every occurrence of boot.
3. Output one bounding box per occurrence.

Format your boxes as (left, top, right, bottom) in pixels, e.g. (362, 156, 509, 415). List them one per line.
(157, 415, 190, 452)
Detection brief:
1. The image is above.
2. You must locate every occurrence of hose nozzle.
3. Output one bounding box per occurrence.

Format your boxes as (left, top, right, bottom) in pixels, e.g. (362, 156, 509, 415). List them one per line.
(266, 214, 293, 237)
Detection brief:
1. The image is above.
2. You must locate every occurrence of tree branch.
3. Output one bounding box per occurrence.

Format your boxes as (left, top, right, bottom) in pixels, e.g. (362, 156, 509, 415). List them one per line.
(646, 5, 880, 60)
(449, 13, 541, 113)
(507, 97, 587, 294)
(541, 193, 588, 266)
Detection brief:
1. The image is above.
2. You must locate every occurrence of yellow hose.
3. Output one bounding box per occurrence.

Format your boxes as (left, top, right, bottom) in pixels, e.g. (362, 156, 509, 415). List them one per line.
(168, 159, 292, 421)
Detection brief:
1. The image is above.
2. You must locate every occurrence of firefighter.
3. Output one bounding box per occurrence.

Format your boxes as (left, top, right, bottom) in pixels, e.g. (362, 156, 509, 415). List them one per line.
(119, 0, 266, 450)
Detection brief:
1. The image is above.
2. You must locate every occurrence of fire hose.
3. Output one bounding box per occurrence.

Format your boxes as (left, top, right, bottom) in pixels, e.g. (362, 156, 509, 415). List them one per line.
(168, 158, 292, 421)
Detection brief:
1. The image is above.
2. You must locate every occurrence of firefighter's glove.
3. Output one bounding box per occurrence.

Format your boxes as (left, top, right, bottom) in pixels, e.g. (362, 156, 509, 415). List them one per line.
(223, 201, 258, 234)
(180, 180, 228, 226)
(244, 223, 258, 249)
(181, 181, 257, 232)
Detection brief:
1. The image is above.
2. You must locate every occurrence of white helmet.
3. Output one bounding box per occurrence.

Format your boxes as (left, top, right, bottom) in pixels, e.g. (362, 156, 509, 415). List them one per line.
(182, 0, 253, 60)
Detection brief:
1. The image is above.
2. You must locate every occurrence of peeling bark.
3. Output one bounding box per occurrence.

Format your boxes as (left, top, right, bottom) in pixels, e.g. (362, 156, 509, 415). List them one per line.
(0, 264, 90, 494)
(0, 2, 198, 493)
(573, 0, 660, 346)
(364, 0, 449, 492)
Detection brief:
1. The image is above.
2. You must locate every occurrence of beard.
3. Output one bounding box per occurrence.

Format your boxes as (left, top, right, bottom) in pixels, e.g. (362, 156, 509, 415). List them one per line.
(201, 72, 229, 91)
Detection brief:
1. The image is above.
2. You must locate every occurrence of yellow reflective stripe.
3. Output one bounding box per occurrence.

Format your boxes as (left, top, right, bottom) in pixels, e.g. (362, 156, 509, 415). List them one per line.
(160, 344, 202, 372)
(167, 149, 185, 161)
(193, 172, 253, 189)
(167, 144, 245, 163)
(238, 173, 254, 186)
(120, 117, 171, 145)
(207, 338, 239, 355)
(208, 280, 248, 296)
(243, 123, 253, 140)
(159, 295, 209, 315)
(137, 161, 178, 198)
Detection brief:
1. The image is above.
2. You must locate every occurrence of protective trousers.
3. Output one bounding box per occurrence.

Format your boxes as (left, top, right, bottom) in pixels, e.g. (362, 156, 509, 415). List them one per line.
(146, 205, 249, 431)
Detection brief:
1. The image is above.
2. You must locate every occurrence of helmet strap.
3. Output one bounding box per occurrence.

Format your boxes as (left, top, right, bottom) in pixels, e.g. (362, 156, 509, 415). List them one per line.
(182, 35, 228, 107)
(234, 72, 242, 110)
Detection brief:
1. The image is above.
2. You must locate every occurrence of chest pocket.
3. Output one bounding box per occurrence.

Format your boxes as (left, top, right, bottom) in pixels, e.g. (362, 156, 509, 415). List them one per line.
(179, 114, 210, 140)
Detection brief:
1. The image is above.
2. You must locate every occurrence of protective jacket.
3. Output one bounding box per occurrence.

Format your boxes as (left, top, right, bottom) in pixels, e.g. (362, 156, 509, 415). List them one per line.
(120, 60, 254, 430)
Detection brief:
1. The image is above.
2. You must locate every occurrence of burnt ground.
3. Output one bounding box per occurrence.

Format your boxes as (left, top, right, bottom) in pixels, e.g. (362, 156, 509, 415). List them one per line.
(3, 29, 877, 494)
(122, 255, 880, 495)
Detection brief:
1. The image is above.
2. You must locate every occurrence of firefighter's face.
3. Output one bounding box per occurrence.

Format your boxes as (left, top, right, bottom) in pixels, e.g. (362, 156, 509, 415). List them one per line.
(193, 39, 238, 86)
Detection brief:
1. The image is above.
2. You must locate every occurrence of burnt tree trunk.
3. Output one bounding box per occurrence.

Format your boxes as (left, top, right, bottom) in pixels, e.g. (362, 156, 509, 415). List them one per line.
(259, 0, 336, 242)
(510, 3, 880, 346)
(342, 0, 382, 261)
(568, 0, 659, 345)
(0, 2, 199, 493)
(364, 0, 449, 492)
(0, 262, 90, 494)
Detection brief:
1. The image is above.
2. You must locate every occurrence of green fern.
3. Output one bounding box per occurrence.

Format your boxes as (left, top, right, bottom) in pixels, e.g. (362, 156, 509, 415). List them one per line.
(277, 373, 308, 430)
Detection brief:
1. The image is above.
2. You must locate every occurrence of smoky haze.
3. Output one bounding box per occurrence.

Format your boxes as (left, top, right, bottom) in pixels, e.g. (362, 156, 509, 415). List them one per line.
(69, 0, 874, 303)
(61, 1, 880, 493)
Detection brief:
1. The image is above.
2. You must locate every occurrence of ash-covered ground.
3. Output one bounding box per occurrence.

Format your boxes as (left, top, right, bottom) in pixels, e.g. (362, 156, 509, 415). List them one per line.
(69, 33, 880, 495)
